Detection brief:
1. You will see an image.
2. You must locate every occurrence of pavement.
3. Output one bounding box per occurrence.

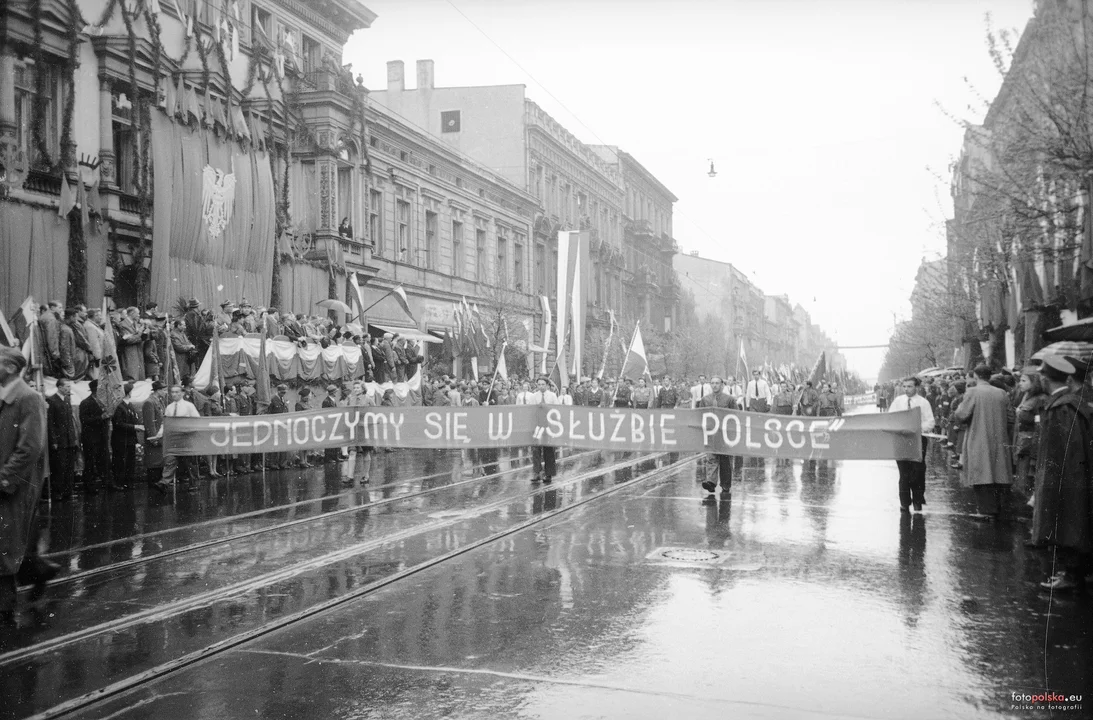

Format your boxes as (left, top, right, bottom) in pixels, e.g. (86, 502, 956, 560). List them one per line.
(3, 409, 1091, 720)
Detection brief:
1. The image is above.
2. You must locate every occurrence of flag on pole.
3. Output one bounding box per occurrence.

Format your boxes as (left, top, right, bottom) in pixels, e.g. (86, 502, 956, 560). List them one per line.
(621, 322, 648, 380)
(597, 309, 617, 379)
(496, 342, 508, 382)
(97, 299, 125, 415)
(808, 350, 826, 386)
(210, 322, 225, 396)
(738, 339, 749, 379)
(472, 304, 490, 349)
(470, 356, 479, 382)
(392, 285, 416, 324)
(256, 316, 272, 413)
(0, 309, 16, 347)
(349, 271, 367, 321)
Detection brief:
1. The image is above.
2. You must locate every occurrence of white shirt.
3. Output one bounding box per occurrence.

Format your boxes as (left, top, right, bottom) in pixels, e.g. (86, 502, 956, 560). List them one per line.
(888, 393, 935, 433)
(165, 399, 201, 418)
(690, 384, 712, 408)
(525, 390, 560, 405)
(745, 378, 773, 407)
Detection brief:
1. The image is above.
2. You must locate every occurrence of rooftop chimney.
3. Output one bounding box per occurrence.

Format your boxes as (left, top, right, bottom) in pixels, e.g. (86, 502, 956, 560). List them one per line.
(387, 60, 404, 92)
(417, 59, 434, 90)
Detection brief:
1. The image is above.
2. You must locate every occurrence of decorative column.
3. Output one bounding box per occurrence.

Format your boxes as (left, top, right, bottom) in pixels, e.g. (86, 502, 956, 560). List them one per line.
(98, 74, 116, 186)
(0, 50, 26, 192)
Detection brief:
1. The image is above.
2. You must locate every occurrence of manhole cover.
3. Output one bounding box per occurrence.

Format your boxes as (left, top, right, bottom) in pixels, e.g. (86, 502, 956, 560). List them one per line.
(660, 548, 721, 562)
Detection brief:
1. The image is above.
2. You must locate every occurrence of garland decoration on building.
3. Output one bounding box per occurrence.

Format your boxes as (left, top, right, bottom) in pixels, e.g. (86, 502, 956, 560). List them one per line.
(67, 211, 87, 305)
(29, 0, 52, 168)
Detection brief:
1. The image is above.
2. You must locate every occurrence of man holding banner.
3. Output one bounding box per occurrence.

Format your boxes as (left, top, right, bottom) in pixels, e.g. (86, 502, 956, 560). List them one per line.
(888, 377, 934, 513)
(698, 376, 737, 497)
(529, 376, 560, 482)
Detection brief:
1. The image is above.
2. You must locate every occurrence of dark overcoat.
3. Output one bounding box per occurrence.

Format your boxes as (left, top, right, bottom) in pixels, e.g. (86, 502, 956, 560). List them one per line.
(0, 378, 47, 576)
(1032, 390, 1093, 554)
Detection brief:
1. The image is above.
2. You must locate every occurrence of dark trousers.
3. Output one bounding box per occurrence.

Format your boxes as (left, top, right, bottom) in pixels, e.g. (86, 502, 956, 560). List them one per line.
(974, 484, 1008, 516)
(111, 438, 138, 482)
(707, 453, 734, 488)
(896, 437, 929, 508)
(532, 446, 556, 479)
(83, 439, 111, 488)
(49, 447, 76, 498)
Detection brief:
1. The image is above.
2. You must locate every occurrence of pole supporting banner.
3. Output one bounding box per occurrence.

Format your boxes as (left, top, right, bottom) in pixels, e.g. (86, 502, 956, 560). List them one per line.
(165, 406, 924, 461)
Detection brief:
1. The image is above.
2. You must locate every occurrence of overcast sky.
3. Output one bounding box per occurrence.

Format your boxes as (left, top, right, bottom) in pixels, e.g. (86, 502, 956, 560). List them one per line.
(344, 0, 1035, 378)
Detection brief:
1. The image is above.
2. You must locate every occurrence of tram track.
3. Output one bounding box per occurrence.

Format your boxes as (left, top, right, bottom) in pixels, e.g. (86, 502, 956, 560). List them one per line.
(30, 449, 603, 591)
(3, 450, 682, 671)
(25, 451, 699, 720)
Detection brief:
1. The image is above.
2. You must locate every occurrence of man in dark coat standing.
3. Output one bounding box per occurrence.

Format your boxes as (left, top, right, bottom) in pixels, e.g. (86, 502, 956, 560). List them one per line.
(79, 380, 111, 495)
(109, 382, 140, 490)
(1032, 357, 1093, 592)
(0, 347, 51, 622)
(265, 383, 291, 470)
(46, 378, 79, 501)
(698, 377, 738, 497)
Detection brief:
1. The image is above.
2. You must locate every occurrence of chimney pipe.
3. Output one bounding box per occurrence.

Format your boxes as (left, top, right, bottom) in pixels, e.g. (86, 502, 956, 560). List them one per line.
(417, 59, 434, 90)
(387, 60, 404, 92)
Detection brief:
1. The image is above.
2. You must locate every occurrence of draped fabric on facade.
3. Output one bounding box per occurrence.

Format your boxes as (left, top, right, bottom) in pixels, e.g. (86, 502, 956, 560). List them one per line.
(0, 203, 69, 312)
(150, 111, 276, 310)
(289, 161, 319, 235)
(278, 260, 343, 317)
(192, 337, 370, 385)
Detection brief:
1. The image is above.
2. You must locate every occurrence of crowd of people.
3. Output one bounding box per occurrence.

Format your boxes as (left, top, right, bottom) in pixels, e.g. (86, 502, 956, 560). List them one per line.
(885, 359, 1093, 593)
(28, 298, 425, 385)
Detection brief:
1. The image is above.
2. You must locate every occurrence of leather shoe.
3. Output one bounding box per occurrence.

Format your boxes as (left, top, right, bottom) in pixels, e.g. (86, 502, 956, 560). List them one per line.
(701, 480, 716, 494)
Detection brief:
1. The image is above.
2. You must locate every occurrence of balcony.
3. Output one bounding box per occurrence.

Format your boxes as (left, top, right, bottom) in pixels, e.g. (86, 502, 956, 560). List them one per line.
(627, 219, 655, 239)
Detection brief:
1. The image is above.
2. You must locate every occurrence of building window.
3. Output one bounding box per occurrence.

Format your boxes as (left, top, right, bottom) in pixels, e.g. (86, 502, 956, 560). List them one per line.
(369, 189, 383, 256)
(535, 244, 546, 294)
(440, 110, 461, 133)
(425, 210, 438, 270)
(252, 4, 273, 43)
(497, 232, 508, 288)
(301, 35, 321, 75)
(452, 220, 463, 277)
(396, 200, 410, 259)
(113, 123, 139, 195)
(534, 166, 544, 202)
(513, 238, 524, 291)
(475, 227, 487, 281)
(14, 61, 63, 168)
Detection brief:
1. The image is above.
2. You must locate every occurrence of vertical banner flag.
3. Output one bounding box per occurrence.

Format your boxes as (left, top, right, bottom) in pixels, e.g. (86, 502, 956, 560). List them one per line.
(539, 295, 552, 375)
(567, 231, 590, 382)
(471, 356, 479, 382)
(621, 322, 648, 380)
(555, 231, 572, 388)
(738, 339, 749, 380)
(598, 309, 617, 379)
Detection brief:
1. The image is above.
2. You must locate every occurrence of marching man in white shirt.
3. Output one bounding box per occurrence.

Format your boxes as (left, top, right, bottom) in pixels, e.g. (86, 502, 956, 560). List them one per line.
(528, 376, 560, 482)
(744, 369, 773, 412)
(153, 385, 201, 494)
(888, 376, 935, 513)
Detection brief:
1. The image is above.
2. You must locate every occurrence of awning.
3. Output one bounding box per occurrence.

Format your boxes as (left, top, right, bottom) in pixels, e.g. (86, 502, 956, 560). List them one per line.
(368, 323, 442, 344)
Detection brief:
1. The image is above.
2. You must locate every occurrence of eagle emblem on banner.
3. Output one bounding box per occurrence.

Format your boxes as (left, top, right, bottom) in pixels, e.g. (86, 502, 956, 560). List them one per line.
(202, 164, 237, 239)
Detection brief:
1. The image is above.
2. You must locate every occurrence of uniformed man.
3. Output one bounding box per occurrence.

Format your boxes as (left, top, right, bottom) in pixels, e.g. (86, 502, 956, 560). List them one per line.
(797, 381, 820, 416)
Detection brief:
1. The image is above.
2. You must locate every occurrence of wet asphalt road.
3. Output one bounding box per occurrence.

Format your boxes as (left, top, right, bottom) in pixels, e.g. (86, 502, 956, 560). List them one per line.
(3, 407, 1092, 720)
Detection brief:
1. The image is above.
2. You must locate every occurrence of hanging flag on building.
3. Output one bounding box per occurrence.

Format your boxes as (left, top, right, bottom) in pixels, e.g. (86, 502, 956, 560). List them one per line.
(58, 175, 75, 217)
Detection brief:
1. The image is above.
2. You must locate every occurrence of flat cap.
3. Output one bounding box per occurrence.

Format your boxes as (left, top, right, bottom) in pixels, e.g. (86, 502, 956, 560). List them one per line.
(276, 383, 288, 391)
(1041, 355, 1076, 381)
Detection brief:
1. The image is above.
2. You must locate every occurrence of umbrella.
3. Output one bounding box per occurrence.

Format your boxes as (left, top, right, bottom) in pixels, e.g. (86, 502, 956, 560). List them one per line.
(315, 299, 352, 313)
(1031, 341, 1093, 363)
(915, 366, 941, 377)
